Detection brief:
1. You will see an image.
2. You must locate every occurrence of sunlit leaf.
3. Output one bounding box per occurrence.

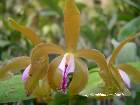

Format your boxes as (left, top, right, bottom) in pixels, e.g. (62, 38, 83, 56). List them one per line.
(129, 62, 140, 69)
(79, 68, 103, 97)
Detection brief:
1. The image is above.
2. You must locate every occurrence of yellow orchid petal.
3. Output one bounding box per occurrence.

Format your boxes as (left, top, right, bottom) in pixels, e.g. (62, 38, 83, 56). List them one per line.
(64, 0, 80, 51)
(31, 43, 64, 55)
(76, 49, 112, 86)
(32, 78, 52, 102)
(118, 64, 140, 83)
(109, 34, 140, 65)
(8, 17, 42, 45)
(47, 56, 62, 90)
(69, 58, 88, 95)
(43, 43, 65, 55)
(25, 44, 49, 94)
(0, 56, 30, 79)
(109, 65, 131, 96)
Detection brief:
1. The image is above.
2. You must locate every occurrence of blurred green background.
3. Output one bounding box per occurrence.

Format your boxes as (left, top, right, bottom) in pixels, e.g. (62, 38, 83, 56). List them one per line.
(0, 0, 140, 105)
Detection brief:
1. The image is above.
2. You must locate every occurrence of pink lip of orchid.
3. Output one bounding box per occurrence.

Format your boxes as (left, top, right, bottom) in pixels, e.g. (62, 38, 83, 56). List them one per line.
(58, 53, 75, 92)
(107, 56, 131, 89)
(119, 69, 131, 88)
(22, 64, 31, 81)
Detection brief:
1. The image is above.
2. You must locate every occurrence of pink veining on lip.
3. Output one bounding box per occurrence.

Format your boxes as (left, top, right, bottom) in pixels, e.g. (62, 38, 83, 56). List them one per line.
(58, 53, 75, 92)
(61, 64, 68, 92)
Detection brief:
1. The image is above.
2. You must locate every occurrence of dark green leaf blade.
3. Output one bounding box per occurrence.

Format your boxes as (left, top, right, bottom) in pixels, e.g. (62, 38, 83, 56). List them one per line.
(118, 16, 140, 40)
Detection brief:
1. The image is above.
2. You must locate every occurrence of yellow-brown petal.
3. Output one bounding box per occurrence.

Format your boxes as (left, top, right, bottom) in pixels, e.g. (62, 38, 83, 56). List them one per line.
(32, 78, 52, 102)
(0, 56, 30, 79)
(8, 17, 42, 45)
(118, 64, 140, 83)
(25, 44, 49, 94)
(42, 43, 65, 55)
(76, 49, 112, 86)
(31, 43, 64, 55)
(69, 58, 88, 95)
(47, 56, 62, 90)
(64, 0, 80, 51)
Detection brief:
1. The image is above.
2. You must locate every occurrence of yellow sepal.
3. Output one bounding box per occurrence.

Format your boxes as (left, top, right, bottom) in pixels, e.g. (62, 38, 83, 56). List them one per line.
(76, 49, 113, 86)
(8, 17, 42, 45)
(0, 56, 30, 79)
(64, 0, 80, 51)
(69, 58, 88, 95)
(47, 56, 63, 90)
(25, 44, 49, 94)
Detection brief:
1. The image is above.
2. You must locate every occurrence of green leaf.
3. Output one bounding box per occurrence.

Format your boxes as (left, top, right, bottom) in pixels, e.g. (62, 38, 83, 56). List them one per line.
(122, 0, 140, 10)
(0, 75, 32, 103)
(0, 40, 10, 47)
(118, 16, 140, 40)
(81, 25, 95, 45)
(79, 68, 103, 97)
(48, 93, 88, 105)
(48, 93, 69, 105)
(40, 10, 60, 17)
(40, 0, 62, 14)
(128, 62, 140, 70)
(115, 42, 138, 64)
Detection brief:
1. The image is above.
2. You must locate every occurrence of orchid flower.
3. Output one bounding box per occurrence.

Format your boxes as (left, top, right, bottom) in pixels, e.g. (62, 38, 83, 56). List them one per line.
(79, 34, 140, 97)
(46, 0, 115, 95)
(0, 0, 109, 97)
(106, 34, 140, 95)
(0, 17, 64, 98)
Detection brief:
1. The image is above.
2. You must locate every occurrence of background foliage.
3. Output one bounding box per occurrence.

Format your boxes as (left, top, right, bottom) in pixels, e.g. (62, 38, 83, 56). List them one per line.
(0, 0, 140, 105)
